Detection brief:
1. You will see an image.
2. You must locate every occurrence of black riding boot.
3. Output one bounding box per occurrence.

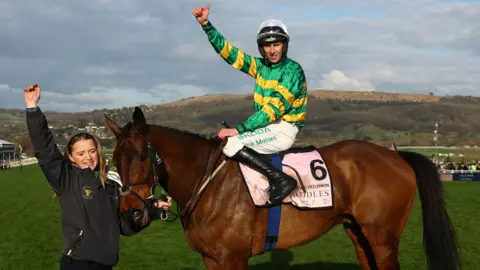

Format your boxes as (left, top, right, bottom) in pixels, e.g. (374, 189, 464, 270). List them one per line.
(232, 146, 297, 205)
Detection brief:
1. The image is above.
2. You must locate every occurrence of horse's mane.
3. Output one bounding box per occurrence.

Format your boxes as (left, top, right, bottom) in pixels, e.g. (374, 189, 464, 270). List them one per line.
(153, 125, 215, 141)
(121, 121, 217, 143)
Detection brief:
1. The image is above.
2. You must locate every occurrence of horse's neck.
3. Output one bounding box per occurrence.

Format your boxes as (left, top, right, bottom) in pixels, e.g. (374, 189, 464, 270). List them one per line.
(150, 127, 218, 207)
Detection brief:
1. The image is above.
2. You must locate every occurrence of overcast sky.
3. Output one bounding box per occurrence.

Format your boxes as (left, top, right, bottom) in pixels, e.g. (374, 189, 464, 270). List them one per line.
(0, 0, 478, 112)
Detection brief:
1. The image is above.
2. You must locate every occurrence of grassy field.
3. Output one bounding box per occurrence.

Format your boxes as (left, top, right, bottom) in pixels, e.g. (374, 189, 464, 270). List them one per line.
(0, 165, 478, 269)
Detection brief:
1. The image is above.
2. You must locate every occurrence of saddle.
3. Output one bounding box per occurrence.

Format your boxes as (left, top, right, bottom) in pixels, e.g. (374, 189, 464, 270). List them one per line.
(210, 122, 334, 209)
(237, 144, 334, 209)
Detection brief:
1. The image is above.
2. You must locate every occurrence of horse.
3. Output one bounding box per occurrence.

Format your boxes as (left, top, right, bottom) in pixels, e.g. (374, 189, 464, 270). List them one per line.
(105, 107, 460, 270)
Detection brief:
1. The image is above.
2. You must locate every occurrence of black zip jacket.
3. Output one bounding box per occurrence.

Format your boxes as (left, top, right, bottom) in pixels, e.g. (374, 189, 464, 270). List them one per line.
(26, 107, 155, 266)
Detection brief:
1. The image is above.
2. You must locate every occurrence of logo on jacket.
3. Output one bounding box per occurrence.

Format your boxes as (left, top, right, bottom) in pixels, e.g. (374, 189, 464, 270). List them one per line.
(81, 186, 94, 199)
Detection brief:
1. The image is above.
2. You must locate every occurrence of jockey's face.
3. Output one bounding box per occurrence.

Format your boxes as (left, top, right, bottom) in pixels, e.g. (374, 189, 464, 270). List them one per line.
(263, 42, 283, 63)
(68, 139, 99, 170)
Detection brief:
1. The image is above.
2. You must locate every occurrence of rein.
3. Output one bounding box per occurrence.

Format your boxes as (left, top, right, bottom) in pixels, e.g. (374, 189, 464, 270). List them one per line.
(179, 139, 228, 225)
(179, 122, 233, 224)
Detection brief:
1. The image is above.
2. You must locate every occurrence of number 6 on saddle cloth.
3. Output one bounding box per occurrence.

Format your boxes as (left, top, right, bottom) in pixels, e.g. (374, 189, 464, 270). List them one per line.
(217, 121, 334, 210)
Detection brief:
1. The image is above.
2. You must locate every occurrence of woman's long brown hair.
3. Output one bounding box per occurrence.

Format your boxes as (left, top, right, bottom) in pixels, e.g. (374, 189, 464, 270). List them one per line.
(64, 132, 107, 185)
(52, 132, 108, 199)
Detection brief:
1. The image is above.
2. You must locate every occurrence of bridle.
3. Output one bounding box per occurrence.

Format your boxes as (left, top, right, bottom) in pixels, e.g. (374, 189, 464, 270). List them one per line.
(118, 133, 170, 221)
(115, 121, 230, 226)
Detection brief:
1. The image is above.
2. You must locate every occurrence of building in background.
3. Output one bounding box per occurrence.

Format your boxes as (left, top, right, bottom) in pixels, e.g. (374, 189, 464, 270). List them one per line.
(0, 139, 15, 161)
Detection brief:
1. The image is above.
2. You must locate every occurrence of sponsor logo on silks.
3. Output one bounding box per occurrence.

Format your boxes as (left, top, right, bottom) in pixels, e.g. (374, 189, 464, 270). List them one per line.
(81, 186, 94, 199)
(238, 127, 272, 140)
(244, 136, 277, 147)
(254, 136, 277, 145)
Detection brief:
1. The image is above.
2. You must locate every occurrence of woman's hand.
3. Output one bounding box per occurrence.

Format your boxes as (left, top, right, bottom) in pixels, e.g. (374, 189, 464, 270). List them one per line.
(24, 84, 41, 108)
(154, 199, 172, 211)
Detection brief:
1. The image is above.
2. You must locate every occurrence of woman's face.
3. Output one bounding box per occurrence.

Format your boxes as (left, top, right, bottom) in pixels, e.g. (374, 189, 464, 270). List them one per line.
(68, 139, 98, 170)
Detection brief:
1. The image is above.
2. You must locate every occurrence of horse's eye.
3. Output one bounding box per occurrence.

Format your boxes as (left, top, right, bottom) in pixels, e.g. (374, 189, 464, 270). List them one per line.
(140, 153, 147, 161)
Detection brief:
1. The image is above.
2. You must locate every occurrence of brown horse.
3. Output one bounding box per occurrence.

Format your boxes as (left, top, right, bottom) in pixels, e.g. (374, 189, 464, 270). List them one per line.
(105, 107, 460, 270)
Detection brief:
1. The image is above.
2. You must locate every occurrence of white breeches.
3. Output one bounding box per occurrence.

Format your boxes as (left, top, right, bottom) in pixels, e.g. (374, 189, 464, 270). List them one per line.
(222, 120, 299, 157)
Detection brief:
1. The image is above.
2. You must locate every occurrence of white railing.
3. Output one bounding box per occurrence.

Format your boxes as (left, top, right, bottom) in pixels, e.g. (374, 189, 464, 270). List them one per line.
(4, 158, 38, 168)
(439, 169, 480, 174)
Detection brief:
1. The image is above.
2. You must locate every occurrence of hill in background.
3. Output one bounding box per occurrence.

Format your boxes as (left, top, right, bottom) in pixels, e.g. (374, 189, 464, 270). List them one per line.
(2, 89, 480, 156)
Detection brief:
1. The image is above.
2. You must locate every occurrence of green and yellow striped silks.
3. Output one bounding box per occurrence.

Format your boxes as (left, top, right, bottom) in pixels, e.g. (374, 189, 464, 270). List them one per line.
(202, 22, 308, 133)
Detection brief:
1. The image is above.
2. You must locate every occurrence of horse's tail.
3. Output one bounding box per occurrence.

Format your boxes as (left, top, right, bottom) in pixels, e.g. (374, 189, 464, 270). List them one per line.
(398, 151, 460, 270)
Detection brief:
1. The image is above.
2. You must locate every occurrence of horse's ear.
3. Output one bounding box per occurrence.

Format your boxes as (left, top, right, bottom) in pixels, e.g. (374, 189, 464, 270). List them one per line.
(132, 107, 146, 126)
(105, 114, 121, 138)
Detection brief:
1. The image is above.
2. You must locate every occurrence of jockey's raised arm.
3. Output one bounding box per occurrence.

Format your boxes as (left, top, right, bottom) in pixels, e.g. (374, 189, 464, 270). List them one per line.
(201, 21, 261, 79)
(193, 4, 261, 79)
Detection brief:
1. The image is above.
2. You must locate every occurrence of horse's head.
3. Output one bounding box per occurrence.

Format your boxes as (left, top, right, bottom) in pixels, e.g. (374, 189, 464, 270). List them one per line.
(105, 107, 165, 227)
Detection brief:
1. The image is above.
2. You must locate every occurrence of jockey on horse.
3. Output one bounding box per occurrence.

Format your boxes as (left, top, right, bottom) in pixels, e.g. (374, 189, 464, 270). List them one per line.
(193, 4, 308, 205)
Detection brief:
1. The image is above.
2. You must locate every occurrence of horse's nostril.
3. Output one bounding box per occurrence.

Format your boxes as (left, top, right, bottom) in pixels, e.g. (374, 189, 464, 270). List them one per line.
(132, 209, 143, 222)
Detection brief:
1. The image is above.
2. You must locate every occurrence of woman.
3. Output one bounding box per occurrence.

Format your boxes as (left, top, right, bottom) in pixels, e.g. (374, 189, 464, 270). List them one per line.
(24, 84, 171, 269)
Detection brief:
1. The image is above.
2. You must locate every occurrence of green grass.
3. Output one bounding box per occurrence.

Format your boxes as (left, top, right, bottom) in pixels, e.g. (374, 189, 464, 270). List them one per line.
(0, 166, 478, 269)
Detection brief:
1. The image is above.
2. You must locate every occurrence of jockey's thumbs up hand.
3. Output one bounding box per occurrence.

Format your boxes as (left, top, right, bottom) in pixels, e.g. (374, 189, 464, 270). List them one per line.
(192, 4, 210, 25)
(24, 84, 41, 109)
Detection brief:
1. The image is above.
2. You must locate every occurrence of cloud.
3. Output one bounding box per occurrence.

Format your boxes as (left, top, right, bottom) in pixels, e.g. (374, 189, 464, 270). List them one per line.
(0, 84, 10, 91)
(83, 67, 119, 76)
(146, 83, 210, 102)
(0, 85, 24, 109)
(0, 0, 479, 112)
(318, 70, 375, 91)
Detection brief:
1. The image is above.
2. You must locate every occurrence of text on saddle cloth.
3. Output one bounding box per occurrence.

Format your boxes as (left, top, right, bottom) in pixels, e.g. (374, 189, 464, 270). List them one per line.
(239, 148, 334, 209)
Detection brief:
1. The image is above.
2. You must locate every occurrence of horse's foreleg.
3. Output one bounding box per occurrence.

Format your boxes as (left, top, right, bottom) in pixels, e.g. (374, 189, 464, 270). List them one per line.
(202, 255, 249, 270)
